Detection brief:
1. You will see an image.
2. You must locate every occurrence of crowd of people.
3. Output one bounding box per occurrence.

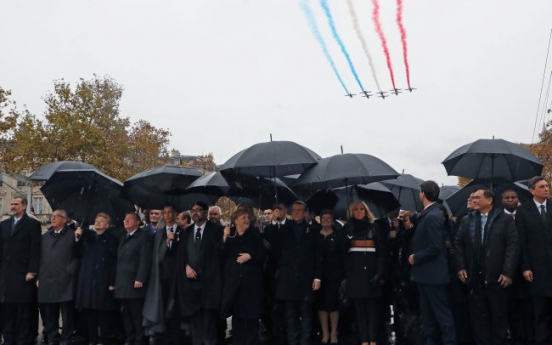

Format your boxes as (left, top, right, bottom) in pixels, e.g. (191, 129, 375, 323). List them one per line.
(0, 177, 552, 345)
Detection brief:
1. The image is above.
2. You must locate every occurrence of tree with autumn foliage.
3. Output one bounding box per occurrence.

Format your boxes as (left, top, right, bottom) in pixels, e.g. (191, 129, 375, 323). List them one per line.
(523, 123, 552, 183)
(0, 76, 171, 181)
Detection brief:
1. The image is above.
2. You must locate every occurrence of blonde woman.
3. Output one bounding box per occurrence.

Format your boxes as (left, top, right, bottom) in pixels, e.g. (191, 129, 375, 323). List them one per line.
(342, 201, 387, 345)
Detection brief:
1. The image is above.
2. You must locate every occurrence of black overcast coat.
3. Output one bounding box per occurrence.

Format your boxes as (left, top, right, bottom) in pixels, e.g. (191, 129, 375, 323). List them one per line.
(38, 225, 80, 303)
(114, 228, 152, 299)
(221, 226, 266, 319)
(75, 229, 118, 310)
(516, 199, 552, 297)
(274, 220, 322, 302)
(0, 213, 41, 303)
(455, 208, 519, 288)
(175, 221, 224, 317)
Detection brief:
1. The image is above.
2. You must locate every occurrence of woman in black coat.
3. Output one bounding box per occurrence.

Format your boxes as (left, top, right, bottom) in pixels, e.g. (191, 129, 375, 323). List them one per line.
(221, 209, 266, 345)
(75, 213, 118, 345)
(342, 201, 387, 345)
(316, 210, 345, 345)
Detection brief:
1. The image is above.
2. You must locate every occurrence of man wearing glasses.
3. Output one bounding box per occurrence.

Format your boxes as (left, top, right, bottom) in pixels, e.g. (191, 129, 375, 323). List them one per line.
(37, 210, 80, 345)
(175, 201, 224, 345)
(0, 196, 41, 345)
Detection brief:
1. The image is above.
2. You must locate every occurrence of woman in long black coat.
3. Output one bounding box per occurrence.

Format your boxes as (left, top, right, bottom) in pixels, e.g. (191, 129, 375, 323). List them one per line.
(221, 209, 266, 345)
(316, 210, 345, 345)
(342, 201, 387, 345)
(75, 213, 119, 345)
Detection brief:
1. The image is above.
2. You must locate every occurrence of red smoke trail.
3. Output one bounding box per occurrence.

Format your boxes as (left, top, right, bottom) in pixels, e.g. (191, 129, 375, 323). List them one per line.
(372, 0, 396, 89)
(396, 0, 411, 88)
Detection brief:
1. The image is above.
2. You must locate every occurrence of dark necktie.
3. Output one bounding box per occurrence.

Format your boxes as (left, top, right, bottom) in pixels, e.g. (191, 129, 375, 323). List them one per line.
(126, 233, 131, 239)
(195, 228, 202, 246)
(541, 205, 547, 223)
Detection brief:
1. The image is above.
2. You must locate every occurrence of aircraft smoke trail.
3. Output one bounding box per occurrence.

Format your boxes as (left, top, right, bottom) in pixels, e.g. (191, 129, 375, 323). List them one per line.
(396, 0, 411, 88)
(372, 0, 396, 89)
(346, 0, 381, 92)
(320, 0, 365, 91)
(300, 0, 350, 94)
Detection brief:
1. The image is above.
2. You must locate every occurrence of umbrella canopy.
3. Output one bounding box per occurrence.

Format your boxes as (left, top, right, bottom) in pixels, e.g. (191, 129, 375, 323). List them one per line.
(293, 153, 399, 191)
(220, 141, 322, 178)
(438, 185, 461, 201)
(380, 174, 425, 212)
(445, 179, 532, 217)
(442, 138, 544, 182)
(122, 165, 203, 210)
(186, 172, 298, 209)
(40, 169, 135, 226)
(305, 183, 400, 219)
(29, 161, 96, 181)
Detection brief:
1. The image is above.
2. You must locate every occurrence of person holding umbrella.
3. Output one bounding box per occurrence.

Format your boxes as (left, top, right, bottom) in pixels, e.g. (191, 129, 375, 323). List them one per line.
(75, 212, 119, 345)
(342, 201, 387, 345)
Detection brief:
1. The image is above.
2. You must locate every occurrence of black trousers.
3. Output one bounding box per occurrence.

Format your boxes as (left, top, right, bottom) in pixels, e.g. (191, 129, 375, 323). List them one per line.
(2, 302, 31, 345)
(43, 301, 75, 344)
(468, 286, 509, 345)
(152, 316, 182, 345)
(353, 298, 379, 343)
(82, 309, 111, 345)
(417, 283, 456, 345)
(189, 308, 218, 345)
(120, 298, 145, 345)
(531, 295, 552, 343)
(508, 297, 534, 342)
(284, 300, 313, 345)
(232, 317, 260, 345)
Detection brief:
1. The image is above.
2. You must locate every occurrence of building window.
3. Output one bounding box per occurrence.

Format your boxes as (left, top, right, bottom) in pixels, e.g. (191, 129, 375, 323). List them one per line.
(33, 197, 44, 215)
(0, 198, 3, 214)
(17, 180, 25, 187)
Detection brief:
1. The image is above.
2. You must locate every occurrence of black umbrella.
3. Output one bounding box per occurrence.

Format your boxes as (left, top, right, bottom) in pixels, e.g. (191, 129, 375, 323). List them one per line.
(445, 179, 532, 217)
(442, 138, 544, 182)
(40, 169, 135, 226)
(186, 172, 298, 209)
(305, 183, 400, 219)
(122, 165, 203, 210)
(29, 161, 96, 181)
(438, 185, 461, 201)
(220, 141, 322, 178)
(380, 174, 425, 212)
(293, 153, 399, 191)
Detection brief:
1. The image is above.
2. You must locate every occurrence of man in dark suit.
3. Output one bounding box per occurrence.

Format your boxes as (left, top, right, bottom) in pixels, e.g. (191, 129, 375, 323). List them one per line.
(455, 189, 519, 345)
(409, 181, 456, 345)
(114, 212, 152, 345)
(275, 201, 322, 345)
(516, 176, 552, 344)
(143, 205, 182, 345)
(175, 201, 224, 345)
(502, 189, 535, 344)
(0, 196, 41, 345)
(37, 209, 80, 345)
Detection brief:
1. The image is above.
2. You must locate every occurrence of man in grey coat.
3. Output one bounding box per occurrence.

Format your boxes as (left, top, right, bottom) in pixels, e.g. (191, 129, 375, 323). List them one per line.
(37, 209, 80, 345)
(115, 212, 152, 345)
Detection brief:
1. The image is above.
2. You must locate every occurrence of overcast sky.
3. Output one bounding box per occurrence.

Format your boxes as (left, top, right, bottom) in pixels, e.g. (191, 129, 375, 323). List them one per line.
(2, 0, 552, 186)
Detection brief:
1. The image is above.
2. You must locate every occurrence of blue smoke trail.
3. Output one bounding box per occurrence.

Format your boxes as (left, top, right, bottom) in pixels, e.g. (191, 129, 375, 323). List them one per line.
(319, 0, 364, 91)
(300, 0, 350, 94)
